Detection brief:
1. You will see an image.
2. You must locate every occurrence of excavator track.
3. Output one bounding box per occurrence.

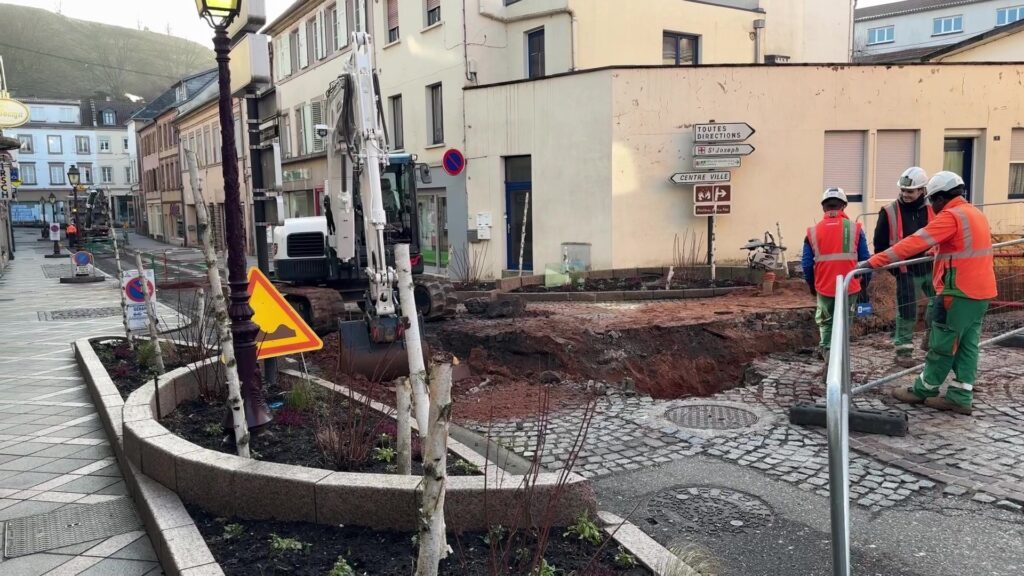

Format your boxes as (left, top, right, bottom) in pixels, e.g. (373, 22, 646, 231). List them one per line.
(414, 276, 458, 321)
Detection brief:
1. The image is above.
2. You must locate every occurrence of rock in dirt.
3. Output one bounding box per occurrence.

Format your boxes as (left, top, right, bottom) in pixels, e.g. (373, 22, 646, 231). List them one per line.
(487, 298, 526, 318)
(539, 370, 562, 384)
(464, 297, 490, 315)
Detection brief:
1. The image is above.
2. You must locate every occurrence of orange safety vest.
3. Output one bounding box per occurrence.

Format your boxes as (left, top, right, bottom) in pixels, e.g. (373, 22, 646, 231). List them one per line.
(882, 201, 934, 273)
(868, 197, 996, 300)
(807, 211, 862, 297)
(66, 224, 78, 235)
(932, 200, 997, 300)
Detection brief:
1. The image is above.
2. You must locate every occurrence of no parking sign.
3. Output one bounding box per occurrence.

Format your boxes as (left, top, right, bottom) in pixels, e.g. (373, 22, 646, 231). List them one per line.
(121, 270, 156, 330)
(70, 251, 93, 276)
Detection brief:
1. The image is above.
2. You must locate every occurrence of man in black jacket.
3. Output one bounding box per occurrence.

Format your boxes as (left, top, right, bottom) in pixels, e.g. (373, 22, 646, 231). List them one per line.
(873, 167, 935, 367)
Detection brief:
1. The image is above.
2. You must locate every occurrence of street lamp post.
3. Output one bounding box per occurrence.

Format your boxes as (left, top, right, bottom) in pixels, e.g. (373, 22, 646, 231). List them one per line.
(47, 192, 59, 256)
(196, 0, 271, 429)
(67, 165, 80, 250)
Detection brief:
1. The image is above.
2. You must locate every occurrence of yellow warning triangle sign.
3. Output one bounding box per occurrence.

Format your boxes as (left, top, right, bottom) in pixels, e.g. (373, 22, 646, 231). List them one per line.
(246, 267, 324, 360)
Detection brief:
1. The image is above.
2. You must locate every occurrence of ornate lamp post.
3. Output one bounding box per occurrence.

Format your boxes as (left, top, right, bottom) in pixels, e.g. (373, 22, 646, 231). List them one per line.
(47, 192, 59, 256)
(196, 0, 271, 429)
(67, 165, 81, 249)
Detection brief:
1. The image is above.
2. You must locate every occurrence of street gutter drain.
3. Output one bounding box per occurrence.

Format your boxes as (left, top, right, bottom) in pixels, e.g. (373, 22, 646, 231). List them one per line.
(41, 264, 72, 279)
(3, 497, 142, 558)
(644, 486, 774, 536)
(666, 404, 759, 430)
(38, 307, 123, 321)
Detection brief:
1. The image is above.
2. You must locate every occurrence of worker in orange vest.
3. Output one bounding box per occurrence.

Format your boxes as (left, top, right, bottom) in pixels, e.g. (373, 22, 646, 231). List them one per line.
(859, 172, 996, 415)
(873, 166, 935, 367)
(802, 187, 871, 375)
(66, 222, 78, 250)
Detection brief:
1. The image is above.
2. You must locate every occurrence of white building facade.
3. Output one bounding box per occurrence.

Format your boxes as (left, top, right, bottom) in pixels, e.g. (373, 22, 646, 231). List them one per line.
(854, 0, 1024, 59)
(11, 98, 140, 225)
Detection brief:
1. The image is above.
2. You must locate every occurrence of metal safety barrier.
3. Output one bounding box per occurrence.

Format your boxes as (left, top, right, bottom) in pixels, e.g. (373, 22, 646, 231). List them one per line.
(825, 236, 1024, 576)
(856, 200, 1024, 238)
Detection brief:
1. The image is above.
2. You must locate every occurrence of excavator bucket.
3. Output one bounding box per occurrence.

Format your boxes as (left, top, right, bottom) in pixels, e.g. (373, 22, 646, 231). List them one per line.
(337, 319, 429, 382)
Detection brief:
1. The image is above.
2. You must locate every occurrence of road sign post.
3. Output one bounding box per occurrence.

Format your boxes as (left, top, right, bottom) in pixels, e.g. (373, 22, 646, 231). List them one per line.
(670, 171, 731, 184)
(247, 267, 323, 359)
(694, 122, 755, 143)
(694, 143, 755, 156)
(694, 157, 741, 169)
(122, 270, 156, 331)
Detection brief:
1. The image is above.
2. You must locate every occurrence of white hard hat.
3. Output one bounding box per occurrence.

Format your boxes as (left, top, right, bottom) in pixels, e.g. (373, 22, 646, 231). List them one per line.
(925, 171, 965, 198)
(897, 166, 928, 190)
(822, 187, 848, 204)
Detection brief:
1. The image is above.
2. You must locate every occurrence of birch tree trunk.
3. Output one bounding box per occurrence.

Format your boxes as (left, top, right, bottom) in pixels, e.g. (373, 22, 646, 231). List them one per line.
(415, 361, 453, 576)
(185, 148, 250, 458)
(109, 198, 133, 347)
(135, 252, 165, 374)
(394, 243, 429, 431)
(396, 377, 412, 475)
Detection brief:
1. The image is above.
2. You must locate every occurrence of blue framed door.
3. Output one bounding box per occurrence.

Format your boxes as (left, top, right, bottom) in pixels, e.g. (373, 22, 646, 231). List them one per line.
(505, 181, 532, 271)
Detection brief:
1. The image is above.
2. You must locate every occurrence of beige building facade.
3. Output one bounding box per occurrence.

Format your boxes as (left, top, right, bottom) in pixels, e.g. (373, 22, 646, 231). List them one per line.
(463, 63, 1024, 277)
(370, 0, 852, 274)
(174, 92, 249, 252)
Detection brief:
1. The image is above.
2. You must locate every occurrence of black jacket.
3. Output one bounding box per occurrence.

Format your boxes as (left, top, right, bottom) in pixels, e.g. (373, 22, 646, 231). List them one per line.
(873, 196, 933, 277)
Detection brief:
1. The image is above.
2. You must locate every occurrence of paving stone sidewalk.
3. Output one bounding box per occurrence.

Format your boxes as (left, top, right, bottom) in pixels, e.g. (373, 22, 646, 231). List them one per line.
(0, 231, 184, 576)
(469, 316, 1024, 513)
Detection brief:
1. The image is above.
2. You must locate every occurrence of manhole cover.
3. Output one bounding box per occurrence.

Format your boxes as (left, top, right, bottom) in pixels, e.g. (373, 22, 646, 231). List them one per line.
(4, 497, 141, 558)
(666, 404, 758, 430)
(38, 307, 122, 321)
(645, 486, 773, 535)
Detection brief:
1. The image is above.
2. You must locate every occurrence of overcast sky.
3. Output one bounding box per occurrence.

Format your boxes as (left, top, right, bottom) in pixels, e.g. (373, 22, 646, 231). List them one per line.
(0, 0, 293, 47)
(0, 0, 899, 47)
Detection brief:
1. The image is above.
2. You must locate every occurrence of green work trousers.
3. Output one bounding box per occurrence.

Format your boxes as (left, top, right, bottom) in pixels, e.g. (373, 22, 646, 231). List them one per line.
(894, 273, 936, 352)
(816, 294, 858, 352)
(911, 296, 989, 407)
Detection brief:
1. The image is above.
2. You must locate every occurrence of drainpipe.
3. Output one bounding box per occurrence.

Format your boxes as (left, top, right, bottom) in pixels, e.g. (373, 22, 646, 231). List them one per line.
(753, 19, 765, 64)
(478, 1, 576, 71)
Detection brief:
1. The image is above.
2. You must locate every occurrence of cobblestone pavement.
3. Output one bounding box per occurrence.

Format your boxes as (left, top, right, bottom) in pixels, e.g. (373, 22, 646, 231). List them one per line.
(468, 324, 1024, 513)
(0, 230, 185, 575)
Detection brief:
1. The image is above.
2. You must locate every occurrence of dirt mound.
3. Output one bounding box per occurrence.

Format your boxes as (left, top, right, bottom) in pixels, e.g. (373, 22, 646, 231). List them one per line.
(438, 308, 818, 400)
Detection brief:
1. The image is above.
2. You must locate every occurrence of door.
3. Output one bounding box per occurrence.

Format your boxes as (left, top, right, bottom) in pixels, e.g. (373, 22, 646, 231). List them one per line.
(943, 138, 974, 202)
(417, 190, 448, 273)
(505, 156, 533, 271)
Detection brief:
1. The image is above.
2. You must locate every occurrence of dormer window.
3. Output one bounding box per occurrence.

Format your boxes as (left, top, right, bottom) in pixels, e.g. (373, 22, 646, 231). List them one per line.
(102, 110, 116, 125)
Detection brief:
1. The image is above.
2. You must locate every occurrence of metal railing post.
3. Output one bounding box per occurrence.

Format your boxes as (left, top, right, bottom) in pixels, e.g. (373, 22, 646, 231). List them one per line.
(826, 271, 852, 576)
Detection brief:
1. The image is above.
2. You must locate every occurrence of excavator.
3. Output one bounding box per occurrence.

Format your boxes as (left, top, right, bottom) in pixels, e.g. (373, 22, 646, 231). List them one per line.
(272, 30, 456, 378)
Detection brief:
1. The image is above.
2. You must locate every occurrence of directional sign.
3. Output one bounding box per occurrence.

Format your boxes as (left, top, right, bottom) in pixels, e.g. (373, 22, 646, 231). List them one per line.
(247, 267, 323, 359)
(670, 171, 730, 185)
(694, 143, 755, 157)
(695, 204, 731, 216)
(694, 122, 755, 143)
(694, 157, 741, 169)
(121, 270, 156, 331)
(694, 184, 731, 204)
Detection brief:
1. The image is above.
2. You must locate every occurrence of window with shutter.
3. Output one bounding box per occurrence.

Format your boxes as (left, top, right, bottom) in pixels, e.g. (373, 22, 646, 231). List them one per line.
(428, 84, 443, 145)
(387, 0, 399, 42)
(426, 0, 440, 25)
(1010, 129, 1024, 199)
(823, 131, 866, 203)
(299, 21, 309, 68)
(874, 130, 917, 200)
(281, 34, 293, 77)
(314, 11, 324, 60)
(311, 101, 325, 153)
(304, 103, 314, 155)
(326, 5, 336, 53)
(296, 106, 307, 156)
(333, 2, 349, 49)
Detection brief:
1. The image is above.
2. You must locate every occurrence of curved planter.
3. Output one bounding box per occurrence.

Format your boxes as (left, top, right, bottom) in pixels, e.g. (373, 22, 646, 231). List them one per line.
(78, 336, 690, 575)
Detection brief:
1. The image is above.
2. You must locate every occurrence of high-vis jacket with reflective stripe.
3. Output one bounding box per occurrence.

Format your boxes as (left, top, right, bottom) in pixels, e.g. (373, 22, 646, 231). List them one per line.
(807, 211, 863, 297)
(879, 200, 934, 274)
(868, 197, 996, 300)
